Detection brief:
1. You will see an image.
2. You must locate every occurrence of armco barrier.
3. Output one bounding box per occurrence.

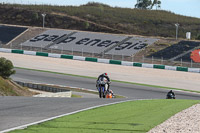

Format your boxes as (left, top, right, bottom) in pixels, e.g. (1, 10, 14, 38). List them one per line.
(85, 57, 98, 62)
(121, 61, 133, 66)
(36, 52, 48, 57)
(165, 65, 177, 71)
(188, 68, 200, 73)
(97, 58, 109, 64)
(142, 63, 154, 68)
(48, 53, 61, 58)
(24, 51, 36, 55)
(1, 48, 200, 73)
(153, 65, 165, 69)
(15, 81, 70, 93)
(133, 62, 142, 67)
(15, 81, 72, 97)
(0, 48, 11, 53)
(176, 67, 188, 72)
(73, 56, 85, 61)
(61, 54, 73, 59)
(12, 49, 24, 54)
(109, 60, 121, 65)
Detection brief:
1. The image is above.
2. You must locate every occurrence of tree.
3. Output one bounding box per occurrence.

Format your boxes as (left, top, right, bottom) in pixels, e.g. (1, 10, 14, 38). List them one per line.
(0, 57, 15, 79)
(32, 12, 39, 22)
(157, 0, 161, 8)
(196, 34, 200, 40)
(135, 0, 161, 9)
(151, 0, 161, 9)
(135, 0, 152, 9)
(84, 21, 90, 29)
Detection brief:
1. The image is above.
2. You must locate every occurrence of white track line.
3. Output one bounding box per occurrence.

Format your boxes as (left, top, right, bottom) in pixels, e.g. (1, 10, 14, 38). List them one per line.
(1, 99, 134, 133)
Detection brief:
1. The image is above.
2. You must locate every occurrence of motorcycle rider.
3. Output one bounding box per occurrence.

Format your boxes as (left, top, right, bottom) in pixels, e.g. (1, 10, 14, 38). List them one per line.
(96, 73, 111, 92)
(167, 90, 175, 99)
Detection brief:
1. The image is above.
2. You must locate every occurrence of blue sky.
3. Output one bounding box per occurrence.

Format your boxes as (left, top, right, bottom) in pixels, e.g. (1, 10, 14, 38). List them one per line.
(2, 0, 200, 18)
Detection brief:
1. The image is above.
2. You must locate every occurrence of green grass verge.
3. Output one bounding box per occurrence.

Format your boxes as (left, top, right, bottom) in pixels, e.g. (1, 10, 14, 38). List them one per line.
(71, 94, 82, 98)
(15, 67, 200, 94)
(10, 99, 200, 133)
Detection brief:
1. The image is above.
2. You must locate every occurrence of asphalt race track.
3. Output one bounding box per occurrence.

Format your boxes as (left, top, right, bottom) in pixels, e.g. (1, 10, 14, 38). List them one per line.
(1, 68, 200, 132)
(0, 97, 124, 132)
(12, 68, 200, 100)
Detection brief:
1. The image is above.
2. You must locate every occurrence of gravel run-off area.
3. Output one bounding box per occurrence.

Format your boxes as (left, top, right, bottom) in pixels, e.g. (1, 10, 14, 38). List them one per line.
(148, 104, 200, 133)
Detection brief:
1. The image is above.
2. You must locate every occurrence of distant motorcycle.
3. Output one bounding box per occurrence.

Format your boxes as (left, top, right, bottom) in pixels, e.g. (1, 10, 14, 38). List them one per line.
(166, 93, 176, 99)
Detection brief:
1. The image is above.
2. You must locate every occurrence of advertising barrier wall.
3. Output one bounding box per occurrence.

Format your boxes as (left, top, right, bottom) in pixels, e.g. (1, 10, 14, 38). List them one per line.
(1, 48, 200, 73)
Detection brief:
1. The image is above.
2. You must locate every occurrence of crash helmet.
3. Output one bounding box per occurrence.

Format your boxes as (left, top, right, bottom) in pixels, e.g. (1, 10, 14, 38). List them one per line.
(104, 73, 108, 76)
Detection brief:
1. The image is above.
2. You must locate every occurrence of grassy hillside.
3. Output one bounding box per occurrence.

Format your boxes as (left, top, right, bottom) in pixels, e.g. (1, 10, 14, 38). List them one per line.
(0, 76, 35, 96)
(0, 2, 200, 39)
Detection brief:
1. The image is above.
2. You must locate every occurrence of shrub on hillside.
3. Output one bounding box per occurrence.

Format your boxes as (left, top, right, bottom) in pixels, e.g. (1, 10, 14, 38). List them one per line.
(0, 57, 15, 79)
(0, 4, 199, 38)
(82, 2, 110, 8)
(196, 34, 200, 40)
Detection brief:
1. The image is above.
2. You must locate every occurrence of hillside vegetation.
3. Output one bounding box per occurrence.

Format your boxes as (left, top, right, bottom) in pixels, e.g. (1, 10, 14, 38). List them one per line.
(0, 77, 35, 96)
(0, 2, 200, 39)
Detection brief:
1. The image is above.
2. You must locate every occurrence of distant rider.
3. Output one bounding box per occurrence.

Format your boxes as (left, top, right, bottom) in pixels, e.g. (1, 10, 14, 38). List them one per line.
(167, 90, 175, 99)
(96, 73, 111, 92)
(167, 90, 175, 96)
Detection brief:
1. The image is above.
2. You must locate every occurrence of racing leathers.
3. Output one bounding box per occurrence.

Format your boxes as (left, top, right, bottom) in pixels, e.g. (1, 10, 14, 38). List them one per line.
(96, 73, 111, 92)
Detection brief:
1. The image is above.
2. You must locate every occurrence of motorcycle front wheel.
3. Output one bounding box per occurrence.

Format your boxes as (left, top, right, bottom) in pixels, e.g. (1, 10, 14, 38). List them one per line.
(99, 87, 104, 98)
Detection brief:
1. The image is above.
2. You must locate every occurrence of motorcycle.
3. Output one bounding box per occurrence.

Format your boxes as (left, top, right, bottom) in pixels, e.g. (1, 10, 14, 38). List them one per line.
(98, 82, 109, 98)
(97, 78, 110, 98)
(166, 93, 176, 99)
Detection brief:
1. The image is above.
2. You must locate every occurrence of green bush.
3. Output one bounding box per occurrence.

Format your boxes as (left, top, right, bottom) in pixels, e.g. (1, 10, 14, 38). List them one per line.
(32, 12, 39, 22)
(84, 21, 90, 29)
(149, 48, 157, 53)
(196, 34, 200, 40)
(0, 57, 15, 79)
